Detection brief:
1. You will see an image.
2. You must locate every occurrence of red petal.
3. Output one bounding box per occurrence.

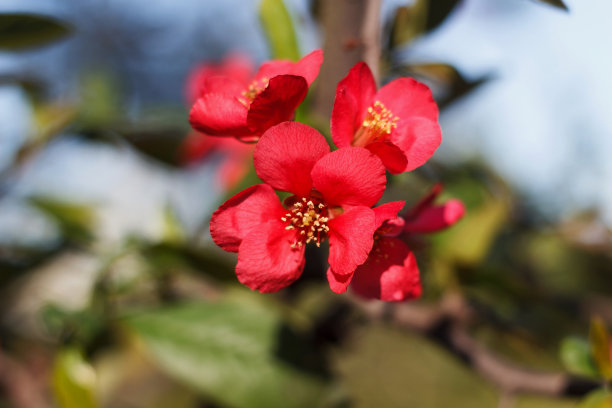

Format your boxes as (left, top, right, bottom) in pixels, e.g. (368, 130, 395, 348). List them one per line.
(311, 147, 386, 208)
(331, 62, 377, 148)
(236, 219, 305, 293)
(218, 54, 254, 86)
(180, 131, 217, 164)
(185, 55, 253, 103)
(326, 267, 353, 294)
(254, 122, 330, 196)
(253, 60, 293, 83)
(210, 184, 285, 252)
(327, 206, 376, 276)
(246, 75, 308, 135)
(390, 117, 442, 172)
(404, 199, 465, 233)
(376, 77, 439, 123)
(373, 201, 405, 231)
(407, 183, 443, 217)
(189, 93, 250, 137)
(365, 141, 408, 174)
(216, 148, 253, 192)
(254, 49, 323, 86)
(351, 237, 422, 302)
(291, 49, 324, 85)
(201, 76, 245, 98)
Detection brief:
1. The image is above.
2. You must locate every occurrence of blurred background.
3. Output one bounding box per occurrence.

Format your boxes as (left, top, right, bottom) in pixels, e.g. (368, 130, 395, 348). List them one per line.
(1, 0, 612, 407)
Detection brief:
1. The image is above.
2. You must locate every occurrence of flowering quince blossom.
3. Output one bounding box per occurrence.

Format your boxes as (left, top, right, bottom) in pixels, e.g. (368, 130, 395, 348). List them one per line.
(189, 49, 323, 141)
(331, 62, 442, 174)
(181, 132, 254, 191)
(185, 53, 254, 106)
(182, 55, 258, 191)
(209, 121, 387, 293)
(327, 184, 465, 301)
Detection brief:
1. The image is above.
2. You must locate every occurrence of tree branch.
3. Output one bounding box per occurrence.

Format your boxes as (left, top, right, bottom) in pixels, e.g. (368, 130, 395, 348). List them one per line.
(312, 0, 382, 119)
(352, 292, 600, 397)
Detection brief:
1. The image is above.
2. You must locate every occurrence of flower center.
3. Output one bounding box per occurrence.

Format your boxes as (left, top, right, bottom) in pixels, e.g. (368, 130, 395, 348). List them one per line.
(281, 197, 330, 248)
(353, 101, 399, 146)
(238, 77, 269, 107)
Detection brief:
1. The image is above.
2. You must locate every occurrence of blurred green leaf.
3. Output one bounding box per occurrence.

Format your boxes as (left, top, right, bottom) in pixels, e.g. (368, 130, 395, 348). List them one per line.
(42, 304, 105, 346)
(390, 0, 460, 48)
(589, 317, 612, 379)
(437, 197, 508, 266)
(0, 13, 73, 50)
(125, 298, 341, 408)
(161, 205, 185, 245)
(76, 71, 120, 129)
(52, 348, 98, 408)
(578, 389, 612, 408)
(390, 3, 426, 47)
(424, 0, 460, 33)
(533, 0, 569, 12)
(32, 102, 77, 142)
(30, 197, 96, 243)
(259, 0, 300, 60)
(560, 337, 599, 378)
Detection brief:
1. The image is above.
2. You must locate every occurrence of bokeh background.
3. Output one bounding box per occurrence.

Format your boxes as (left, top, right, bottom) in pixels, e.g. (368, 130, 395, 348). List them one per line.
(1, 0, 612, 407)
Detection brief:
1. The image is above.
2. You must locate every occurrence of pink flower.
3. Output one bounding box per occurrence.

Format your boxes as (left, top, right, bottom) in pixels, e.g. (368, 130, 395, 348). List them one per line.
(189, 50, 323, 141)
(328, 184, 465, 301)
(331, 62, 442, 174)
(209, 121, 387, 293)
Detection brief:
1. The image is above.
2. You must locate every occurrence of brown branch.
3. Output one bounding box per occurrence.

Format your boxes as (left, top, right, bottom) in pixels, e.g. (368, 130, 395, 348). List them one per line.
(361, 0, 382, 83)
(0, 349, 48, 408)
(312, 0, 382, 119)
(353, 292, 600, 397)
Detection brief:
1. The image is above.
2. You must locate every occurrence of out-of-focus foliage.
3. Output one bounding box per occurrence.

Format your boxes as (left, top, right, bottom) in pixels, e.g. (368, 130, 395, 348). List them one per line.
(29, 197, 96, 244)
(389, 0, 460, 48)
(52, 348, 98, 408)
(0, 1, 609, 408)
(124, 295, 342, 408)
(259, 0, 300, 60)
(560, 337, 598, 378)
(534, 0, 569, 12)
(589, 317, 612, 380)
(578, 390, 612, 408)
(0, 13, 72, 50)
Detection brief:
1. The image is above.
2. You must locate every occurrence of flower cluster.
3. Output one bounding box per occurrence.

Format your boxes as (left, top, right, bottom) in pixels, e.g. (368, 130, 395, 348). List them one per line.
(189, 50, 465, 301)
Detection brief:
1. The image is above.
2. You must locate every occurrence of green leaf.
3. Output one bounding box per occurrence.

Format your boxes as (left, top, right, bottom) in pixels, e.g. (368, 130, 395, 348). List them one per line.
(532, 0, 569, 12)
(259, 0, 300, 60)
(589, 317, 612, 379)
(161, 205, 185, 245)
(578, 389, 612, 408)
(125, 298, 342, 408)
(29, 197, 96, 243)
(52, 348, 98, 408)
(390, 0, 460, 48)
(559, 337, 599, 378)
(437, 197, 509, 267)
(0, 13, 73, 50)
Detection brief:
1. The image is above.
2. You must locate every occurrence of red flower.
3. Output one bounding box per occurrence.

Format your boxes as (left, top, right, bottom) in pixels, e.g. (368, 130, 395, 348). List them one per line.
(331, 62, 442, 174)
(402, 183, 466, 234)
(181, 131, 254, 191)
(185, 54, 253, 105)
(189, 50, 323, 141)
(327, 185, 465, 301)
(209, 121, 387, 293)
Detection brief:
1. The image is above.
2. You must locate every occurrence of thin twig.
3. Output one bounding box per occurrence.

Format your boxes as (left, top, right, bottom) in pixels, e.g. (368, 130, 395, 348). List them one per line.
(352, 292, 599, 397)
